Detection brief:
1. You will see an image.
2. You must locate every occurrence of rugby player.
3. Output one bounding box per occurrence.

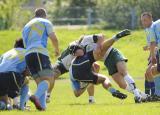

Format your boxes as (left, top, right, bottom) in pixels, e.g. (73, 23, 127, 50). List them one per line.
(0, 39, 28, 110)
(22, 8, 59, 110)
(47, 34, 104, 103)
(141, 12, 160, 100)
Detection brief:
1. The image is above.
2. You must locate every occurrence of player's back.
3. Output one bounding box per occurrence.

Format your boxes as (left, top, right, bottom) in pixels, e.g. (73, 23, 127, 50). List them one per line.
(22, 18, 53, 56)
(0, 48, 26, 73)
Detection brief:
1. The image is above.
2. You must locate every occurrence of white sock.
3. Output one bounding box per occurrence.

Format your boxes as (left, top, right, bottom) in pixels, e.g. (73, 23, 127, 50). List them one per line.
(124, 74, 141, 97)
(133, 89, 141, 97)
(89, 96, 94, 100)
(47, 93, 51, 97)
(13, 97, 19, 105)
(124, 74, 135, 84)
(125, 84, 141, 97)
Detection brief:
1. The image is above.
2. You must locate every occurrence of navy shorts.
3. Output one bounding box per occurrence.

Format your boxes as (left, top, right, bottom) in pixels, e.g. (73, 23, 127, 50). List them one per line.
(70, 67, 98, 84)
(25, 53, 53, 79)
(0, 72, 24, 98)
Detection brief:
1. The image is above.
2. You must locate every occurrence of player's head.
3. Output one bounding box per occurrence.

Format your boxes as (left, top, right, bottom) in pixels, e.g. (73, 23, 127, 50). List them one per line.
(35, 8, 47, 18)
(14, 38, 24, 48)
(141, 12, 153, 28)
(69, 44, 84, 56)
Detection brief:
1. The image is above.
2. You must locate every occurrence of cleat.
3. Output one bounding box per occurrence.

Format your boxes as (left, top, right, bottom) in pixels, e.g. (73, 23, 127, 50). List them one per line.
(146, 95, 160, 102)
(29, 95, 44, 111)
(89, 99, 95, 104)
(139, 91, 149, 102)
(46, 94, 51, 103)
(112, 90, 127, 100)
(13, 104, 20, 110)
(134, 96, 142, 103)
(6, 104, 13, 110)
(113, 29, 131, 41)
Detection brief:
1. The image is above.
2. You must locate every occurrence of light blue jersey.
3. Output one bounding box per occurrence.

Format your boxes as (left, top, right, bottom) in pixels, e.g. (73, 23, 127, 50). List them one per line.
(145, 19, 160, 47)
(0, 48, 26, 73)
(22, 18, 53, 56)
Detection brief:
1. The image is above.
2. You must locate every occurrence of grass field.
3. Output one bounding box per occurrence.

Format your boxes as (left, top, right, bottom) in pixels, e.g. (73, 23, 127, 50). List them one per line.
(0, 29, 160, 115)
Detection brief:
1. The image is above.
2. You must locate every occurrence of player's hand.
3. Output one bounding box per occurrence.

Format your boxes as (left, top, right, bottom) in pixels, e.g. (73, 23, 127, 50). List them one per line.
(151, 56, 157, 64)
(92, 62, 100, 73)
(143, 46, 149, 51)
(113, 29, 131, 41)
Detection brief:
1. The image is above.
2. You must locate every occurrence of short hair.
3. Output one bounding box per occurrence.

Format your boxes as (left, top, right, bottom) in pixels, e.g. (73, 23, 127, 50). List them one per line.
(14, 38, 24, 48)
(35, 8, 47, 18)
(141, 12, 152, 19)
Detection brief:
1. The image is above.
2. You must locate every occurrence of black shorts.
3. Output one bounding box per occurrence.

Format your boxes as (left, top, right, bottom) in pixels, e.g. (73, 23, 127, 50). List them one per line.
(0, 72, 24, 98)
(72, 70, 98, 84)
(25, 53, 53, 79)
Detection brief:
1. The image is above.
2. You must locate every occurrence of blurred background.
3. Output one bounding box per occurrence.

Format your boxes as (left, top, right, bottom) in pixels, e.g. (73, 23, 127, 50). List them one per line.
(0, 0, 160, 30)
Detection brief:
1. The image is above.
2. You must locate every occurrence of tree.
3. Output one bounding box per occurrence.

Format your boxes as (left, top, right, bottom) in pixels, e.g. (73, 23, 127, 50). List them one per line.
(0, 0, 25, 29)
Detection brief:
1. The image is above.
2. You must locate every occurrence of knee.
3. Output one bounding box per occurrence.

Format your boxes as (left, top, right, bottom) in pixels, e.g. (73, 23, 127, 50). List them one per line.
(104, 82, 112, 88)
(74, 91, 81, 97)
(118, 69, 127, 77)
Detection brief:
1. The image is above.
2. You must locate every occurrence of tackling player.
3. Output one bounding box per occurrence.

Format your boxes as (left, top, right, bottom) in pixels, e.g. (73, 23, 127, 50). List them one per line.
(47, 34, 104, 103)
(69, 30, 131, 101)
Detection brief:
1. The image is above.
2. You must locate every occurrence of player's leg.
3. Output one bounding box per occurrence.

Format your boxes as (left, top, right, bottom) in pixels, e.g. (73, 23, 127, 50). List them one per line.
(87, 84, 95, 103)
(26, 53, 54, 110)
(144, 77, 155, 95)
(144, 59, 155, 95)
(19, 76, 30, 110)
(94, 73, 127, 99)
(47, 63, 68, 103)
(69, 68, 88, 97)
(104, 48, 144, 103)
(46, 63, 61, 103)
(0, 73, 12, 110)
(145, 74, 160, 102)
(148, 52, 160, 77)
(13, 96, 19, 109)
(7, 72, 26, 110)
(116, 61, 148, 103)
(87, 62, 100, 103)
(100, 29, 131, 57)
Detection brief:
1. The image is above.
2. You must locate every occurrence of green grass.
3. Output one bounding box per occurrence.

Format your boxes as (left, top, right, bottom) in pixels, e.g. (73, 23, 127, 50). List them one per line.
(0, 29, 159, 115)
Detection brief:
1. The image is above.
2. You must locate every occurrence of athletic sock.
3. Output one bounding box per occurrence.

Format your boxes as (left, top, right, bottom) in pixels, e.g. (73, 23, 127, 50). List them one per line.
(125, 83, 141, 97)
(35, 80, 49, 99)
(13, 96, 19, 106)
(108, 86, 117, 94)
(124, 74, 141, 97)
(145, 80, 151, 95)
(39, 91, 47, 109)
(124, 74, 135, 84)
(150, 81, 155, 95)
(154, 76, 160, 96)
(89, 96, 94, 100)
(20, 84, 29, 110)
(47, 93, 50, 98)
